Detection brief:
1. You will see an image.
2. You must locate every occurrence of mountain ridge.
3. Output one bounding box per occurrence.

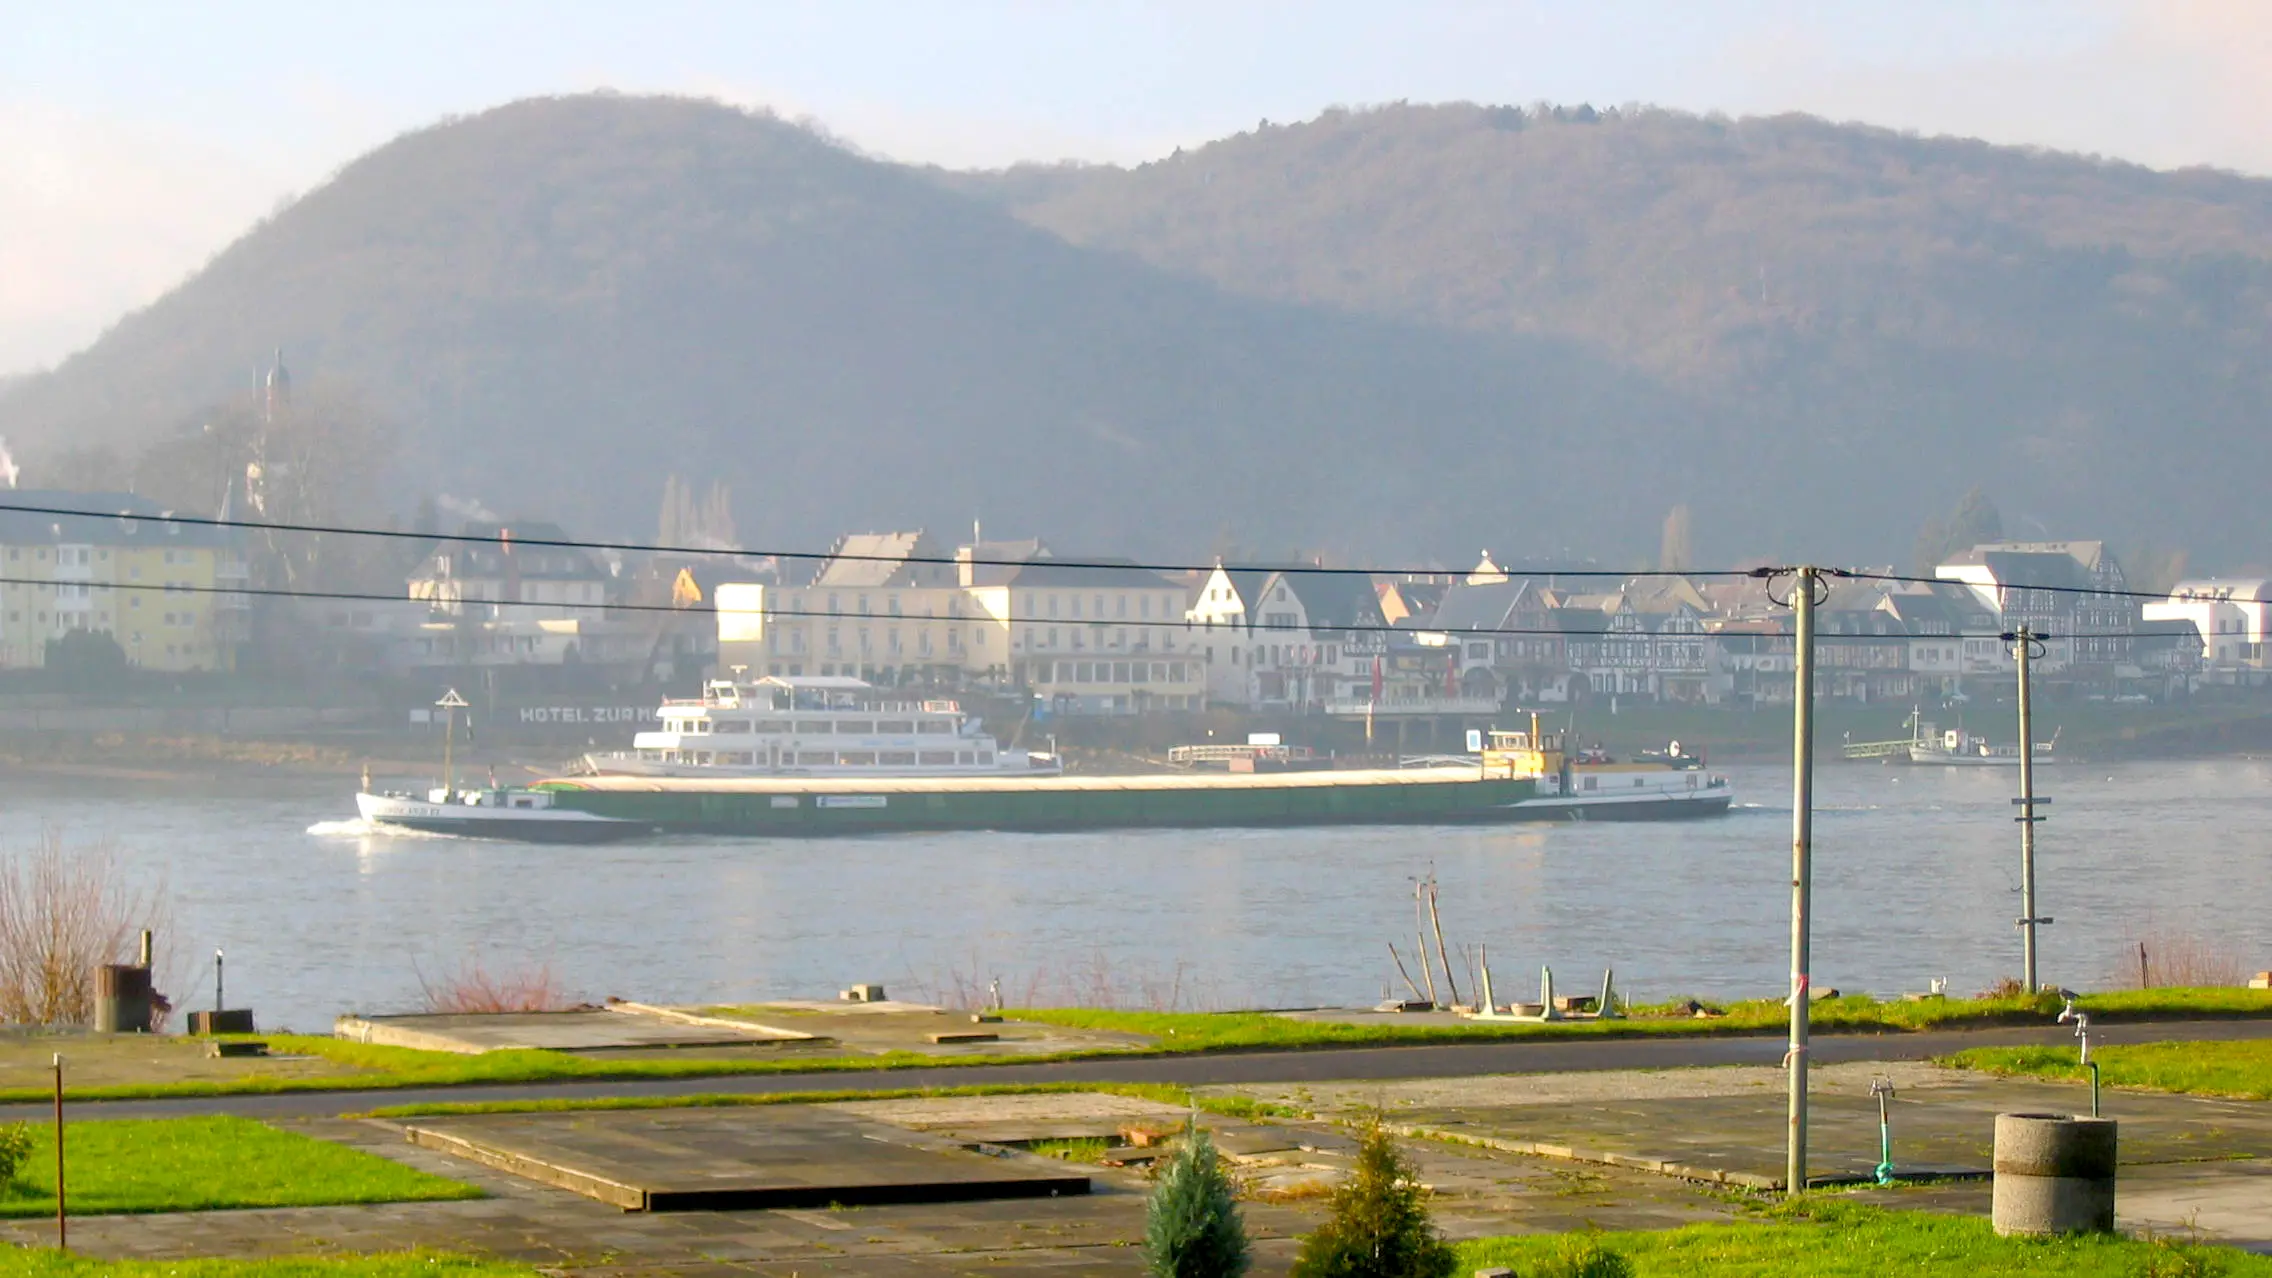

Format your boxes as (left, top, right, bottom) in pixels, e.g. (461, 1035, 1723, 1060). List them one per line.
(3, 94, 2266, 568)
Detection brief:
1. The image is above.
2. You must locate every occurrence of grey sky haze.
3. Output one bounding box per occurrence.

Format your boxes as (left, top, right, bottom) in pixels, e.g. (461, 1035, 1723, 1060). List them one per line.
(5, 0, 2270, 377)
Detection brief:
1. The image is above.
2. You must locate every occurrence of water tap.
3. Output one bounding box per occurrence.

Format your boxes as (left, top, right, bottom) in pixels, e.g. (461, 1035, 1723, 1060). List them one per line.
(2055, 988, 2090, 1063)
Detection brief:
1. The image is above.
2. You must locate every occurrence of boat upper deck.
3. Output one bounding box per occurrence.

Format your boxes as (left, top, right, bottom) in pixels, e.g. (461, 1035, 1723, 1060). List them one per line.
(542, 765, 1495, 796)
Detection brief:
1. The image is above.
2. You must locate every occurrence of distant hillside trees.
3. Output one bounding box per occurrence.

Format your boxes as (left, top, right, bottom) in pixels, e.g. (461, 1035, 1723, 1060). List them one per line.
(1911, 487, 2004, 574)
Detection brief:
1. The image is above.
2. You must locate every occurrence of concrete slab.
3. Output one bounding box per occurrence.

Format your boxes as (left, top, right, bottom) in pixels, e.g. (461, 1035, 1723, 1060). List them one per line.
(401, 1106, 1093, 1212)
(334, 1009, 819, 1055)
(699, 1004, 1158, 1058)
(821, 1091, 1190, 1131)
(1322, 1065, 2272, 1191)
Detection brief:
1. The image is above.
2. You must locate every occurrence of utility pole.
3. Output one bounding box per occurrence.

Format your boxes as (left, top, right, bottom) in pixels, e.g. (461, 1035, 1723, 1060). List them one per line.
(1785, 565, 1821, 1198)
(2010, 628, 2049, 993)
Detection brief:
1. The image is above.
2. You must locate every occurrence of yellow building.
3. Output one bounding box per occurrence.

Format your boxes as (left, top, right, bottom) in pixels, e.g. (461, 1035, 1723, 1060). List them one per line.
(0, 491, 248, 672)
(712, 545, 1206, 711)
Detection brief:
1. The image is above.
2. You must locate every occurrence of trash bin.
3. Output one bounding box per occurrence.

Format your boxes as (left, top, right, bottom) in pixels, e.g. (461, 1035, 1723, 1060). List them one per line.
(1992, 1112, 2116, 1235)
(94, 964, 154, 1033)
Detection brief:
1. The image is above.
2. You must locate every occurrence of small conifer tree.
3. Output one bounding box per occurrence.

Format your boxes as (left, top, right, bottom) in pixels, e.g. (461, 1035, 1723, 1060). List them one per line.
(1144, 1121, 1249, 1278)
(1290, 1117, 1457, 1278)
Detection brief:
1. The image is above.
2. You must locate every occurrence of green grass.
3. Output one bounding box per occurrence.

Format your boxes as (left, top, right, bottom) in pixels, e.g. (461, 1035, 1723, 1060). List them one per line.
(1947, 1038, 2272, 1100)
(1026, 1137, 1112, 1162)
(0, 1253, 532, 1277)
(1013, 987, 2272, 1052)
(12, 989, 2261, 1107)
(1459, 1201, 2272, 1276)
(0, 1116, 478, 1217)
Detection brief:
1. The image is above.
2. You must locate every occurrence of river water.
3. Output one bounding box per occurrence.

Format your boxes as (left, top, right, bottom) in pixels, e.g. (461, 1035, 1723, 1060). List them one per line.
(1, 760, 2266, 1030)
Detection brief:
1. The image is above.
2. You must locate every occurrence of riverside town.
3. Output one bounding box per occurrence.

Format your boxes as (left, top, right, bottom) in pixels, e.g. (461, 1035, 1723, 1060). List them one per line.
(4, 11, 2272, 1277)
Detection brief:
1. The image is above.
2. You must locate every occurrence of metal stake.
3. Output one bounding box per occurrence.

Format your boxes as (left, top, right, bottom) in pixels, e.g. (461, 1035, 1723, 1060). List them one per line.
(52, 1053, 64, 1251)
(1787, 566, 1819, 1197)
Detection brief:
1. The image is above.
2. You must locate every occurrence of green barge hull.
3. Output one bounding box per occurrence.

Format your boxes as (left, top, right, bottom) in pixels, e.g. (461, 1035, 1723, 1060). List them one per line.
(537, 767, 1541, 836)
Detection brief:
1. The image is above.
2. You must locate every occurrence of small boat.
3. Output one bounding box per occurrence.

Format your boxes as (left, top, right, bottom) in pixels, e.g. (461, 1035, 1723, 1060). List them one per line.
(355, 786, 655, 844)
(1905, 713, 2057, 767)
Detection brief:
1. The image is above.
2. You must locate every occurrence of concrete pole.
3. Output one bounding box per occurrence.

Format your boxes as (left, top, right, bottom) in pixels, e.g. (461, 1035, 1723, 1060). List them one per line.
(2016, 628, 2039, 994)
(1788, 567, 1818, 1197)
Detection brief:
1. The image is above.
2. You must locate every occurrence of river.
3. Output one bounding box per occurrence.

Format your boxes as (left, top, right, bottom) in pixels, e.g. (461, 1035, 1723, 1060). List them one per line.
(0, 759, 2265, 1030)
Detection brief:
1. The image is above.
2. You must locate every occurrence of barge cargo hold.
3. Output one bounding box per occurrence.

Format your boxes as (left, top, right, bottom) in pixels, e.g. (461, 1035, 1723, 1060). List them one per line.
(537, 767, 1542, 835)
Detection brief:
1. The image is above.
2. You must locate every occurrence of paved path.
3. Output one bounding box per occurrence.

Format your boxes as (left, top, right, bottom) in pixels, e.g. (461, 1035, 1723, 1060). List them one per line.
(12, 1018, 2266, 1121)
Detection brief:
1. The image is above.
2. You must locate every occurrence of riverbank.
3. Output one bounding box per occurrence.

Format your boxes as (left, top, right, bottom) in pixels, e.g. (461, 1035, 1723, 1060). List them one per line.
(10, 990, 2267, 1106)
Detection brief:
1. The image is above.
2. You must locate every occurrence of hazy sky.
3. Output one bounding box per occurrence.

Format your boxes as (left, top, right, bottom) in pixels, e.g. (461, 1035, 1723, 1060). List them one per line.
(6, 0, 2271, 377)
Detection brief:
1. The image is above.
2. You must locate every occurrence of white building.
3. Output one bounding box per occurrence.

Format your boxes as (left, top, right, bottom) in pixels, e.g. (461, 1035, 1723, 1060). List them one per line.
(2145, 579, 2270, 683)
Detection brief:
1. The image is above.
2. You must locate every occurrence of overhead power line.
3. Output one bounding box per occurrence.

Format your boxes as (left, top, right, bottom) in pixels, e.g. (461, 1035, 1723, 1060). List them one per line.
(0, 501, 1747, 583)
(0, 574, 2152, 642)
(1840, 568, 2198, 607)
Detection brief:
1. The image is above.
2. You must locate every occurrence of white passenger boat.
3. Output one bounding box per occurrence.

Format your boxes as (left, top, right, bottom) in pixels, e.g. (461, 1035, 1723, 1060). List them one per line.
(578, 676, 1061, 779)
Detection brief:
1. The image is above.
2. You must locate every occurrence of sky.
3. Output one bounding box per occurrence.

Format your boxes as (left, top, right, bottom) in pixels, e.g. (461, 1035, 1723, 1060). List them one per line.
(6, 0, 2272, 378)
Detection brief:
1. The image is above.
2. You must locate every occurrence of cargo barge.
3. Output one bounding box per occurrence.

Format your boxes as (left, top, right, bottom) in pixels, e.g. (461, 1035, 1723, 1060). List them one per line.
(354, 722, 1731, 840)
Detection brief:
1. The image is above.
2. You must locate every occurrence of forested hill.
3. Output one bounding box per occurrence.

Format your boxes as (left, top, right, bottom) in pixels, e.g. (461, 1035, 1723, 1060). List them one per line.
(3, 95, 2269, 566)
(966, 103, 2272, 565)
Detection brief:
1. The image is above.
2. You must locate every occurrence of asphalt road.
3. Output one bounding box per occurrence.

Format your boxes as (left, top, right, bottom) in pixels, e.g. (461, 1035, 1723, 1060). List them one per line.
(12, 1018, 2267, 1122)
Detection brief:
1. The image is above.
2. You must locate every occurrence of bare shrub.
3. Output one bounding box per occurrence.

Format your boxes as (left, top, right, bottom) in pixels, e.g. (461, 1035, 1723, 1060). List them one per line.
(2124, 928, 2252, 990)
(0, 830, 168, 1026)
(1976, 975, 2026, 1000)
(415, 956, 576, 1013)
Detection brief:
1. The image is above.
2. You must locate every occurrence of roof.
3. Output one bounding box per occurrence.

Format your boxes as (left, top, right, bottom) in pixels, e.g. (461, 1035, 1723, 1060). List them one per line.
(420, 521, 607, 581)
(957, 538, 1048, 587)
(812, 531, 952, 588)
(1941, 550, 2089, 593)
(2168, 578, 2272, 603)
(754, 675, 874, 690)
(0, 489, 243, 549)
(1545, 606, 1611, 634)
(1428, 580, 1533, 632)
(1280, 572, 1385, 629)
(1006, 558, 1182, 590)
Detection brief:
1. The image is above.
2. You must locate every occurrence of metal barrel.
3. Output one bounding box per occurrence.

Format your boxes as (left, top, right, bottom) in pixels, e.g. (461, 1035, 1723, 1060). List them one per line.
(1991, 1112, 2117, 1235)
(93, 964, 154, 1034)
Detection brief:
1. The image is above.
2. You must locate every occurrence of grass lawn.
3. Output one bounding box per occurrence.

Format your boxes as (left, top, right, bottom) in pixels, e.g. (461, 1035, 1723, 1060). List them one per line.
(0, 1116, 478, 1217)
(0, 1253, 531, 1277)
(1015, 987, 2272, 1052)
(1460, 1201, 2272, 1276)
(1946, 1038, 2272, 1100)
(3, 988, 2260, 1106)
